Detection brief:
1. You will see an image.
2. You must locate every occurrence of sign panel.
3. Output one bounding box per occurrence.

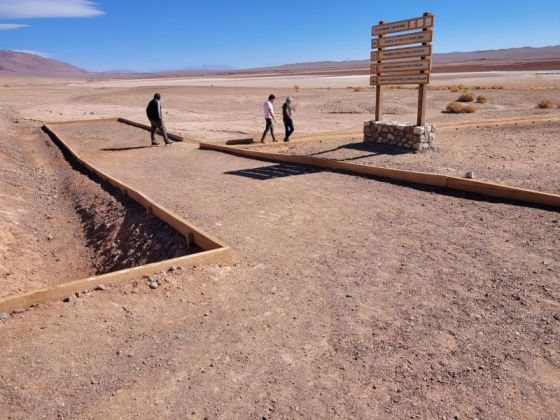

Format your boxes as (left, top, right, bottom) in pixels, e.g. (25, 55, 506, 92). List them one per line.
(372, 30, 432, 48)
(371, 45, 431, 62)
(370, 74, 430, 86)
(372, 15, 434, 36)
(371, 59, 431, 74)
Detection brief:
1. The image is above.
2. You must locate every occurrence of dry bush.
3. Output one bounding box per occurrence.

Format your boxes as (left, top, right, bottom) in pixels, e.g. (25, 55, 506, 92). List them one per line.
(457, 92, 475, 102)
(294, 84, 300, 92)
(476, 95, 487, 104)
(491, 85, 504, 90)
(352, 86, 365, 92)
(444, 102, 477, 113)
(537, 99, 556, 109)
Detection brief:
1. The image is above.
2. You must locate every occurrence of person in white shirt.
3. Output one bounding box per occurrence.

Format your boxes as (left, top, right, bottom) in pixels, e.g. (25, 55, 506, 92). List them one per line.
(261, 94, 277, 142)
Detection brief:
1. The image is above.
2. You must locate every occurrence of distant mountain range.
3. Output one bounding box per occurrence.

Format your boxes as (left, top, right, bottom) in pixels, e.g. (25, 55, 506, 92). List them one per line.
(1, 45, 559, 77)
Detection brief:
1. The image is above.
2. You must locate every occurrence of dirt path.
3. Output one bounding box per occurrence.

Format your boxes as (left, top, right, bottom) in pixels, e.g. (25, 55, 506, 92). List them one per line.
(1, 120, 557, 419)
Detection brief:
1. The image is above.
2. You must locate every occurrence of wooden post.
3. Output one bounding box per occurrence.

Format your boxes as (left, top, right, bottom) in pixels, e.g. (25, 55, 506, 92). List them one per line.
(375, 20, 384, 122)
(417, 12, 431, 126)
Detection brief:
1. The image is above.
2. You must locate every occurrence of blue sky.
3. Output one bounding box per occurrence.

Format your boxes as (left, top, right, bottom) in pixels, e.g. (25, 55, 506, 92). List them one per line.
(1, 0, 559, 71)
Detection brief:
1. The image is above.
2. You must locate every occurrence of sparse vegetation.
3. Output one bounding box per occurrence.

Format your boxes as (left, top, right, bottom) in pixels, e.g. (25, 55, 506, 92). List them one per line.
(444, 102, 477, 114)
(537, 99, 556, 109)
(475, 95, 487, 104)
(428, 84, 504, 91)
(457, 92, 475, 102)
(294, 84, 300, 92)
(352, 86, 365, 92)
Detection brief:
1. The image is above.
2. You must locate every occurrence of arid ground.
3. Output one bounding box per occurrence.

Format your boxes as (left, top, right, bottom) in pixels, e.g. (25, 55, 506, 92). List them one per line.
(0, 71, 559, 419)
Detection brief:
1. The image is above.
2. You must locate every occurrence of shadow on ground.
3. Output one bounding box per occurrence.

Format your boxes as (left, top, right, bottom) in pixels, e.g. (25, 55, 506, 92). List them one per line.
(102, 146, 153, 152)
(307, 141, 414, 161)
(225, 163, 322, 180)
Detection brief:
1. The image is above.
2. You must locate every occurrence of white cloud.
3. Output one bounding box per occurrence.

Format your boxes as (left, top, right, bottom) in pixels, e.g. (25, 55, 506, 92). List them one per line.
(0, 23, 28, 30)
(0, 0, 104, 18)
(12, 49, 52, 58)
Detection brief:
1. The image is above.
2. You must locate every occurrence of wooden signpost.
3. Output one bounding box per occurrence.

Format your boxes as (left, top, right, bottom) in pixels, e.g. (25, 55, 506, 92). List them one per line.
(371, 12, 434, 126)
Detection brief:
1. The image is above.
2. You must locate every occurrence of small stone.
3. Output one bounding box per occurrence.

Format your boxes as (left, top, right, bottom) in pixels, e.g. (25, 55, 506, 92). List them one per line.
(148, 282, 159, 290)
(95, 284, 107, 291)
(0, 312, 9, 320)
(63, 294, 77, 303)
(12, 308, 25, 314)
(47, 235, 54, 241)
(465, 171, 475, 179)
(132, 288, 139, 294)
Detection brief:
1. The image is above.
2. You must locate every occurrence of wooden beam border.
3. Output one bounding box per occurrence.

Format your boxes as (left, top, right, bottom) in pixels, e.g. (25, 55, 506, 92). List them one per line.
(199, 142, 560, 209)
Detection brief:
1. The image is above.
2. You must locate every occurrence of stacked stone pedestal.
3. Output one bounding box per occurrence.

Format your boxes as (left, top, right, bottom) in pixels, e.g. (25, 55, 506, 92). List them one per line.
(364, 121, 435, 151)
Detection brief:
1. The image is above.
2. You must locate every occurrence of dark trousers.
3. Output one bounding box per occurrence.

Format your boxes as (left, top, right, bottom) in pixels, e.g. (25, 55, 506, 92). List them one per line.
(261, 118, 275, 141)
(149, 119, 171, 144)
(283, 118, 294, 141)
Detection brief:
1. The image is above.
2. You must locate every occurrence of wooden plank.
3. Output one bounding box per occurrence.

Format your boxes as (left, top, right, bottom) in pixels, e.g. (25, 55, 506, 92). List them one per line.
(372, 15, 434, 36)
(370, 74, 430, 85)
(371, 59, 431, 74)
(372, 30, 432, 48)
(0, 248, 233, 313)
(371, 45, 431, 62)
(200, 142, 560, 209)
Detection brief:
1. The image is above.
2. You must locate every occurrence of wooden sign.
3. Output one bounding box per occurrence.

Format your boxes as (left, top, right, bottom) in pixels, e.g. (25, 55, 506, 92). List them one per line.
(371, 45, 431, 62)
(372, 15, 434, 36)
(372, 30, 432, 48)
(371, 59, 431, 74)
(371, 12, 434, 126)
(370, 74, 430, 86)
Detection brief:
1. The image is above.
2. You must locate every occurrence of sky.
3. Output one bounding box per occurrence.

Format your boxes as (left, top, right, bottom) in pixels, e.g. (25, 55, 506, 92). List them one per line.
(0, 0, 559, 72)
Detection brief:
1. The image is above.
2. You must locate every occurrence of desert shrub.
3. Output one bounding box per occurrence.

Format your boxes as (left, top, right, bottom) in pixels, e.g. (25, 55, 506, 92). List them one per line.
(352, 86, 365, 92)
(457, 92, 475, 102)
(444, 102, 477, 113)
(294, 84, 300, 92)
(491, 85, 504, 90)
(537, 99, 556, 109)
(476, 95, 487, 104)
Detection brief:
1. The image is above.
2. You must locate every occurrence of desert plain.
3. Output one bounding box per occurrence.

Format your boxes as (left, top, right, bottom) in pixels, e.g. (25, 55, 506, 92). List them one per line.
(0, 68, 559, 419)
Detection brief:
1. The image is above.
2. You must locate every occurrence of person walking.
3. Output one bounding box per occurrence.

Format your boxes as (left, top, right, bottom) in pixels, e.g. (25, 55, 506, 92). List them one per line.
(146, 93, 173, 146)
(261, 94, 277, 143)
(282, 97, 295, 142)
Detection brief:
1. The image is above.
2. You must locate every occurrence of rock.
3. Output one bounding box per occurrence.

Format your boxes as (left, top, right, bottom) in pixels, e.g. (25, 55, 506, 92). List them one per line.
(0, 312, 9, 320)
(465, 171, 475, 179)
(12, 308, 25, 314)
(63, 294, 77, 303)
(95, 284, 107, 291)
(148, 282, 159, 290)
(132, 288, 140, 294)
(47, 235, 54, 241)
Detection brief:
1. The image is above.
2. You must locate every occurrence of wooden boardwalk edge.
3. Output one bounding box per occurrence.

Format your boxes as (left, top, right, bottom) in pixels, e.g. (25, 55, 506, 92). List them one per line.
(199, 142, 560, 209)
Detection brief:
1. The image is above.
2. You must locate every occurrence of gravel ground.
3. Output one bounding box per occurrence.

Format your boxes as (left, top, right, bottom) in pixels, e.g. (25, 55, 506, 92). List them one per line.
(1, 120, 557, 419)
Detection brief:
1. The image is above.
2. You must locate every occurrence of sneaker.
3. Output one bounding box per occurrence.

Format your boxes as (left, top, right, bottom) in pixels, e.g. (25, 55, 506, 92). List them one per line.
(151, 141, 160, 146)
(165, 140, 174, 145)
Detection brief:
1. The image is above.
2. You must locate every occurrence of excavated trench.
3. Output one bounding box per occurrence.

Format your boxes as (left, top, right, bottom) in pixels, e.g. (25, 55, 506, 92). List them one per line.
(43, 128, 201, 277)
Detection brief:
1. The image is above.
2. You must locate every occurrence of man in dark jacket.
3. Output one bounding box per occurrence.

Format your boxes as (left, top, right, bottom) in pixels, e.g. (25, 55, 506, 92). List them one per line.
(282, 97, 294, 142)
(146, 93, 173, 146)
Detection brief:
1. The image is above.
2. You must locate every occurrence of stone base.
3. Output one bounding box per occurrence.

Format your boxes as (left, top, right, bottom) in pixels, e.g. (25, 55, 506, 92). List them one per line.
(364, 121, 435, 151)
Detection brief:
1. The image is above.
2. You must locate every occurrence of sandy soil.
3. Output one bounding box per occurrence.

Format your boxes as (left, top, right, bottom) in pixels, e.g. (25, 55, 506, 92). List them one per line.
(0, 73, 559, 419)
(262, 121, 560, 194)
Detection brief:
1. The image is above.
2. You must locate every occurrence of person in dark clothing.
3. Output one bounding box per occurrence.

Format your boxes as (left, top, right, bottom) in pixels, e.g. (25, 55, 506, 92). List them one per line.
(282, 97, 294, 142)
(146, 93, 173, 146)
(261, 94, 277, 143)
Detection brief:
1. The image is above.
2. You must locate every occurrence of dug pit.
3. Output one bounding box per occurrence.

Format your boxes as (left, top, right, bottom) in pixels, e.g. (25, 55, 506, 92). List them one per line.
(0, 122, 199, 300)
